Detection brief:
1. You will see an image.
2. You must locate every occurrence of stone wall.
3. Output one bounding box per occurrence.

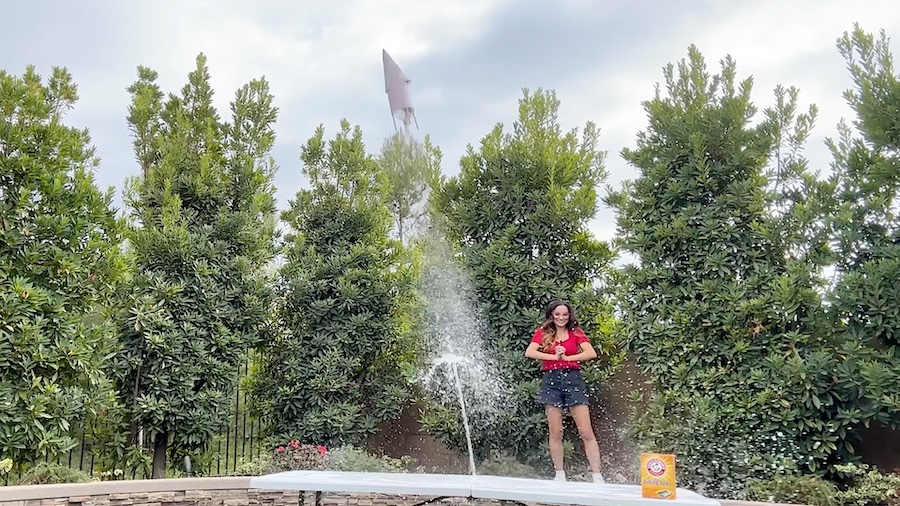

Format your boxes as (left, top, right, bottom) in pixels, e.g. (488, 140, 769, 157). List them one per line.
(0, 477, 801, 506)
(0, 478, 286, 506)
(0, 477, 555, 506)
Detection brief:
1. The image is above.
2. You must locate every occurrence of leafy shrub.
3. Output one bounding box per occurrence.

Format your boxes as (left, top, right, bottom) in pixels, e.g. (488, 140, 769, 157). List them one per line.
(631, 391, 803, 499)
(16, 463, 90, 485)
(95, 468, 126, 481)
(270, 440, 329, 472)
(606, 40, 886, 496)
(236, 443, 418, 475)
(834, 463, 900, 506)
(325, 446, 417, 473)
(745, 475, 838, 506)
(741, 463, 900, 506)
(478, 451, 540, 479)
(232, 454, 273, 476)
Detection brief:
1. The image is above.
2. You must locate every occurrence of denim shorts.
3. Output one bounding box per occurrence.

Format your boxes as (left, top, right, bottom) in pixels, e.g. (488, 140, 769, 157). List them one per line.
(538, 368, 590, 408)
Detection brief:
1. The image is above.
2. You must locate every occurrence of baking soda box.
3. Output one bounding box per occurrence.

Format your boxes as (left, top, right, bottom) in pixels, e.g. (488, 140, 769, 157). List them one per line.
(640, 453, 676, 500)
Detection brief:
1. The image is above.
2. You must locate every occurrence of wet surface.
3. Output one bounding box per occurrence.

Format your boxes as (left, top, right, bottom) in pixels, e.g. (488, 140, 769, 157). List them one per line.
(250, 470, 720, 506)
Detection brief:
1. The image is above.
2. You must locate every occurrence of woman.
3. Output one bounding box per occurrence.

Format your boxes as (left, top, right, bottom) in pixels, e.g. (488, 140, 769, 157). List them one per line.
(525, 299, 604, 484)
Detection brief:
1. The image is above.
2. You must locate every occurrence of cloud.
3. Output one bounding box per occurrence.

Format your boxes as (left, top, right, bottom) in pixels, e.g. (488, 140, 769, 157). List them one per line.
(554, 0, 900, 242)
(1, 0, 514, 211)
(2, 0, 900, 247)
(404, 0, 706, 167)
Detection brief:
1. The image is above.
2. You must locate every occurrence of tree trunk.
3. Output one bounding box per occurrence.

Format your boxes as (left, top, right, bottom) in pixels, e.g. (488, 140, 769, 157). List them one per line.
(152, 432, 167, 479)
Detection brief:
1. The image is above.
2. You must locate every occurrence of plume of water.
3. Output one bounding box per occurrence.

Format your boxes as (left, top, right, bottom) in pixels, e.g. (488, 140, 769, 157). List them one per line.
(417, 237, 510, 475)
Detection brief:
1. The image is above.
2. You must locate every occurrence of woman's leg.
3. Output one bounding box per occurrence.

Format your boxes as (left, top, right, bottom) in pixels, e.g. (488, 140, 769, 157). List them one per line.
(569, 404, 601, 474)
(545, 405, 565, 472)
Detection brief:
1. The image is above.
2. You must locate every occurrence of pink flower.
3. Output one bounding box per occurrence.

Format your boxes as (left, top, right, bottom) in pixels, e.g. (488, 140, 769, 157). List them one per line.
(317, 445, 328, 456)
(276, 446, 285, 453)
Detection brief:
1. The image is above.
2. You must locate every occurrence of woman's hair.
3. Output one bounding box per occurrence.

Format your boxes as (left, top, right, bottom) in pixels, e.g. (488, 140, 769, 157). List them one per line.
(539, 299, 579, 351)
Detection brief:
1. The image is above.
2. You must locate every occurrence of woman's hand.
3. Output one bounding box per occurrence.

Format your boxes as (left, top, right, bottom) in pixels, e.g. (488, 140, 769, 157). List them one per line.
(554, 345, 565, 358)
(525, 342, 561, 361)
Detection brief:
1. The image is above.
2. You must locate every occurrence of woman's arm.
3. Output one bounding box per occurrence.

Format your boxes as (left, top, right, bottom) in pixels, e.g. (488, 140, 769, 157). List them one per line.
(564, 342, 598, 362)
(525, 342, 559, 361)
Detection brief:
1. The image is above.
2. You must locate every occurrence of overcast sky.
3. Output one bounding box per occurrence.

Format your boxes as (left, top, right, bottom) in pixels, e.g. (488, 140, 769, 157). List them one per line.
(2, 0, 899, 244)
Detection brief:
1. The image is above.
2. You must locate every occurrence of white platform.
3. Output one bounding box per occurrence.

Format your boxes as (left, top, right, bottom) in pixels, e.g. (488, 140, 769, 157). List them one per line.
(250, 470, 720, 506)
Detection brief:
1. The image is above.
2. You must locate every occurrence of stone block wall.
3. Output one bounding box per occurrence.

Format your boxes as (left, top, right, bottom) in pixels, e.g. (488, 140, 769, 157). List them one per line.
(0, 489, 298, 506)
(0, 477, 806, 506)
(0, 478, 287, 506)
(0, 478, 559, 506)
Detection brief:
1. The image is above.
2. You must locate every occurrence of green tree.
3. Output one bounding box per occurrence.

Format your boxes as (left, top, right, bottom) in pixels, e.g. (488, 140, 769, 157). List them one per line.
(829, 26, 900, 348)
(826, 26, 900, 431)
(606, 47, 854, 498)
(429, 88, 620, 466)
(376, 133, 442, 243)
(0, 66, 127, 467)
(763, 85, 831, 272)
(113, 54, 278, 478)
(248, 120, 417, 445)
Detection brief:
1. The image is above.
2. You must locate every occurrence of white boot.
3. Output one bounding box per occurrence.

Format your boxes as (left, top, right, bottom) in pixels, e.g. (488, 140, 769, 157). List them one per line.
(593, 473, 605, 484)
(554, 470, 566, 482)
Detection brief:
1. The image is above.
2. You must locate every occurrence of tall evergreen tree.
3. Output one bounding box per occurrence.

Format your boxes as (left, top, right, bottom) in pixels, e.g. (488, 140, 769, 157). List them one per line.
(825, 25, 900, 434)
(376, 133, 442, 244)
(249, 120, 417, 445)
(114, 55, 278, 478)
(430, 89, 620, 465)
(606, 47, 857, 497)
(829, 26, 900, 349)
(0, 66, 127, 468)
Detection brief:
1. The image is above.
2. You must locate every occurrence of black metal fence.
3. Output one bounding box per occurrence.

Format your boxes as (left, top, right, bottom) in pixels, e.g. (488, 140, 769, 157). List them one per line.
(3, 360, 265, 486)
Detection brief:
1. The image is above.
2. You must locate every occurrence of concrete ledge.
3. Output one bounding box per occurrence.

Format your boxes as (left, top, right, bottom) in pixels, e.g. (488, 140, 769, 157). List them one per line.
(0, 476, 251, 500)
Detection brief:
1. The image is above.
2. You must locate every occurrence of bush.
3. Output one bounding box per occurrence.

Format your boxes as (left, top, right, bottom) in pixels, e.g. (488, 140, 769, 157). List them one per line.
(232, 454, 273, 476)
(834, 463, 900, 506)
(745, 475, 838, 506)
(478, 451, 540, 479)
(742, 463, 900, 506)
(630, 391, 803, 499)
(325, 446, 417, 473)
(232, 443, 418, 475)
(16, 463, 90, 485)
(269, 440, 329, 472)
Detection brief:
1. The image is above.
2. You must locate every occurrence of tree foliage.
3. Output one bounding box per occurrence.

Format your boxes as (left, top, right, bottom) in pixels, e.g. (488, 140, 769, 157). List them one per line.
(824, 25, 900, 433)
(0, 66, 127, 467)
(8, 24, 900, 497)
(377, 133, 442, 243)
(829, 26, 900, 349)
(113, 54, 278, 478)
(429, 88, 621, 465)
(249, 120, 418, 446)
(606, 47, 856, 498)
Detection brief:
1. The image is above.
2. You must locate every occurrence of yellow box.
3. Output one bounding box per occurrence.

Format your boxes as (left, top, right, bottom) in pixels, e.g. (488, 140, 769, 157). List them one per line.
(640, 453, 676, 500)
